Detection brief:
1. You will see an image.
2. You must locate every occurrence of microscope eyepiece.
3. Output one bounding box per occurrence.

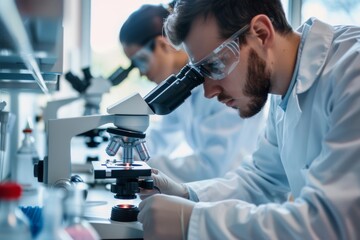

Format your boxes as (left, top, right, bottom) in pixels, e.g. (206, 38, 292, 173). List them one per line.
(144, 65, 204, 115)
(82, 67, 93, 84)
(108, 63, 135, 86)
(64, 72, 89, 93)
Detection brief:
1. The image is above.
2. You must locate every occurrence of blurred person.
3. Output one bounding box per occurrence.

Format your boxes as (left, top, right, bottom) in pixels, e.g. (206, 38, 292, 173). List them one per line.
(119, 4, 268, 182)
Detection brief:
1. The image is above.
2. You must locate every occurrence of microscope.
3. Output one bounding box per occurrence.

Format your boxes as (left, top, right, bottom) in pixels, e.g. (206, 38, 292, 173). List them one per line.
(64, 64, 134, 116)
(34, 65, 203, 239)
(43, 64, 135, 146)
(39, 64, 136, 168)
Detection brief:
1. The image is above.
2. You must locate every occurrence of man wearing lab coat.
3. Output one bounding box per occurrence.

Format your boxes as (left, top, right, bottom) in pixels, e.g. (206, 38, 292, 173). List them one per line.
(119, 4, 268, 183)
(137, 0, 360, 239)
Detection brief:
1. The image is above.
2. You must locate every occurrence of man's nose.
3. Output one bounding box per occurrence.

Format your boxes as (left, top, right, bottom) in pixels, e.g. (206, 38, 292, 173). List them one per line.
(203, 78, 220, 99)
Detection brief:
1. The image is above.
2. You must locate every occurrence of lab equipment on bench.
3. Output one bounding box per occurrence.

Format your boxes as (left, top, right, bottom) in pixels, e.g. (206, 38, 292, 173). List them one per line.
(33, 64, 203, 239)
(35, 188, 71, 240)
(15, 121, 40, 191)
(33, 93, 154, 239)
(42, 64, 135, 150)
(63, 183, 100, 240)
(35, 64, 203, 186)
(40, 65, 136, 170)
(62, 64, 135, 118)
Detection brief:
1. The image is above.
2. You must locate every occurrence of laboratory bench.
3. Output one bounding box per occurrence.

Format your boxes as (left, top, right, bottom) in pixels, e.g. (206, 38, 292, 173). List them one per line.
(19, 183, 144, 240)
(19, 136, 144, 239)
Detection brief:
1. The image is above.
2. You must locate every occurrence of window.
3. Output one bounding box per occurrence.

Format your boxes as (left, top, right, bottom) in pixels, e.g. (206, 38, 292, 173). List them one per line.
(90, 0, 170, 111)
(301, 0, 360, 25)
(281, 0, 289, 20)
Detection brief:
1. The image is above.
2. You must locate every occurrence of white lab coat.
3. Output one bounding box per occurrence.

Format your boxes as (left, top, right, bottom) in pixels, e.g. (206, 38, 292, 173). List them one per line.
(145, 85, 268, 182)
(186, 18, 360, 239)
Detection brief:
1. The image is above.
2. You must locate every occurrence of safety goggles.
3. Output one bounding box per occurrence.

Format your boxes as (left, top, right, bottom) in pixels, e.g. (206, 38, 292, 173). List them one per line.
(131, 39, 155, 74)
(190, 25, 249, 80)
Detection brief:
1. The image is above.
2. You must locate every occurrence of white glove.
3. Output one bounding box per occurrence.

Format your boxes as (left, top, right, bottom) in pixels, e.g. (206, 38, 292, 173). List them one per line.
(139, 168, 189, 200)
(138, 194, 195, 240)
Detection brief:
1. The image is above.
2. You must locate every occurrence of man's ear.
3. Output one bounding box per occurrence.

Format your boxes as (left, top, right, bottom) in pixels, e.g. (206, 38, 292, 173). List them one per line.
(249, 14, 275, 48)
(154, 35, 172, 53)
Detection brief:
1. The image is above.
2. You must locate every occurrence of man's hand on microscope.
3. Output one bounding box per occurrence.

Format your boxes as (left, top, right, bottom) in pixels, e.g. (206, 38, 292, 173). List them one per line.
(137, 168, 195, 240)
(138, 168, 189, 200)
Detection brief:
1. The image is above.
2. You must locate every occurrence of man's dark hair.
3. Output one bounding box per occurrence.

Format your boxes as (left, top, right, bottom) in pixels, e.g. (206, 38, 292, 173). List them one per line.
(119, 4, 170, 47)
(164, 0, 292, 47)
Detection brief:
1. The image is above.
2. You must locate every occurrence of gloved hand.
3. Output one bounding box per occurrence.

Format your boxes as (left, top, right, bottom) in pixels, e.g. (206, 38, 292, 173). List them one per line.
(138, 194, 195, 240)
(139, 168, 189, 200)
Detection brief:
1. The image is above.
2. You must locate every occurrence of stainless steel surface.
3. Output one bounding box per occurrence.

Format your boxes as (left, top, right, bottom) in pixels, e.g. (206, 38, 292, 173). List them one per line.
(0, 0, 63, 92)
(0, 71, 60, 92)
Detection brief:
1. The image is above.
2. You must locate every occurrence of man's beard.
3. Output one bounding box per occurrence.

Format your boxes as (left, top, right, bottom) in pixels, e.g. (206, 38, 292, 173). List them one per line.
(239, 48, 271, 118)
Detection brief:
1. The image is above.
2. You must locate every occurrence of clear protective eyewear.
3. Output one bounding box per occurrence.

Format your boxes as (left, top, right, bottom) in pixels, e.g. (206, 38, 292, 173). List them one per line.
(190, 25, 249, 80)
(131, 39, 154, 74)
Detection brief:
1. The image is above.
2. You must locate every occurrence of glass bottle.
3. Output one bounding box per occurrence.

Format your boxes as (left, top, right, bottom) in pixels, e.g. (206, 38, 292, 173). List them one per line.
(0, 182, 32, 240)
(64, 183, 100, 240)
(35, 188, 72, 240)
(15, 121, 40, 191)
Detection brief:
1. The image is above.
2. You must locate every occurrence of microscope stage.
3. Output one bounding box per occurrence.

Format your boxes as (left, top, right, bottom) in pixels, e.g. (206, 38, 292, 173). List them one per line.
(92, 160, 152, 179)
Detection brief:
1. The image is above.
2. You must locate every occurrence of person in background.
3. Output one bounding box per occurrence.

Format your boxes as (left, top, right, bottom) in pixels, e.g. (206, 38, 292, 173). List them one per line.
(119, 4, 268, 182)
(136, 0, 360, 239)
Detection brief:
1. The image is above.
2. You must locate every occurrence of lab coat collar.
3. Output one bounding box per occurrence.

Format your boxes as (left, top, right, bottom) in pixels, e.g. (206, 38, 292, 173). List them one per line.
(295, 18, 334, 94)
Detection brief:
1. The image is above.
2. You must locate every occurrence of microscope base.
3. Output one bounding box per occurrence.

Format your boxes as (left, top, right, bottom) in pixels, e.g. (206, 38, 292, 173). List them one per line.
(84, 185, 143, 239)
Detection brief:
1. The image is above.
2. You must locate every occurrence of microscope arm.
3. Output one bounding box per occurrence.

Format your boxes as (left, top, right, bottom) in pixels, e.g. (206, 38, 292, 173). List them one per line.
(45, 114, 149, 185)
(43, 97, 79, 126)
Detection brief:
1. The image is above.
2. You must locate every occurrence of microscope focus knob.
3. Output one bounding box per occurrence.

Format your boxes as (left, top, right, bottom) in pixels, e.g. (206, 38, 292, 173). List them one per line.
(33, 160, 44, 183)
(138, 179, 154, 189)
(111, 181, 139, 199)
